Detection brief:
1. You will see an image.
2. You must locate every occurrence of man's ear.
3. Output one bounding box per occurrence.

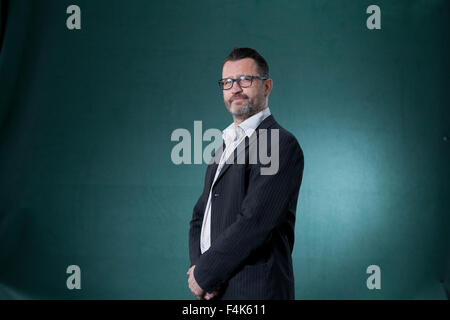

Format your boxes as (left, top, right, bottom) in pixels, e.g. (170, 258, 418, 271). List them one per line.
(264, 78, 273, 97)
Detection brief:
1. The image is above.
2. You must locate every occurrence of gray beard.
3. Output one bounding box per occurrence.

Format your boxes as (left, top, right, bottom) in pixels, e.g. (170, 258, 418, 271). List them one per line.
(230, 103, 260, 119)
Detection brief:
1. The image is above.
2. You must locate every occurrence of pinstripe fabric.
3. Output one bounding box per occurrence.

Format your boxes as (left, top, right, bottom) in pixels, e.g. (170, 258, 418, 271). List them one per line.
(200, 107, 271, 254)
(189, 115, 304, 300)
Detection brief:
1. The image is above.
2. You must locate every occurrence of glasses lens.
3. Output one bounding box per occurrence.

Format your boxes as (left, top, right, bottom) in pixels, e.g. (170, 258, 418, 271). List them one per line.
(239, 76, 252, 88)
(221, 79, 233, 90)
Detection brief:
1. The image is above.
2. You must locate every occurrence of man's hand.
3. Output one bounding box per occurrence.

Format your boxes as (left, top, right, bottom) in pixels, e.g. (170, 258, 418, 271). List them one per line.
(204, 290, 219, 300)
(187, 265, 204, 299)
(187, 265, 219, 300)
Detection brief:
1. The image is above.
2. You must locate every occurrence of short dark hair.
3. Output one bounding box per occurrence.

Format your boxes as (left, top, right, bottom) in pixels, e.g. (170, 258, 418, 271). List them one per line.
(223, 47, 269, 77)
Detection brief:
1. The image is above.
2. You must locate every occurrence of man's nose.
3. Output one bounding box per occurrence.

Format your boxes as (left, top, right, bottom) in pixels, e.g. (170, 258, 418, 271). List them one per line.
(231, 81, 243, 93)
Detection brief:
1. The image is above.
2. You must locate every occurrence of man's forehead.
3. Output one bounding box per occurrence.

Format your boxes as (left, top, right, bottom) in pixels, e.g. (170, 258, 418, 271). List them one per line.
(222, 58, 258, 77)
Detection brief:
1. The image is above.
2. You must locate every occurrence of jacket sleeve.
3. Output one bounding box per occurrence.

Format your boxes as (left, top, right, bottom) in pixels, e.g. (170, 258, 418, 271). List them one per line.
(193, 134, 304, 293)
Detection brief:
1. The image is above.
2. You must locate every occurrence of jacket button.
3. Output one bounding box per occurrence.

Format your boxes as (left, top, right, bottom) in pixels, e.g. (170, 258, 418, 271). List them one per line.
(214, 193, 220, 197)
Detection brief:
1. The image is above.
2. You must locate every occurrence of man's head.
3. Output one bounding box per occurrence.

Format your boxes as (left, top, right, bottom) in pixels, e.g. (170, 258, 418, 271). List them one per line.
(220, 48, 273, 122)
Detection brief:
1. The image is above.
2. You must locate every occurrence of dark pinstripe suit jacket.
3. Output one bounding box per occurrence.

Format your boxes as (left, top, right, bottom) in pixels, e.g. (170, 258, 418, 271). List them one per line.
(189, 114, 304, 300)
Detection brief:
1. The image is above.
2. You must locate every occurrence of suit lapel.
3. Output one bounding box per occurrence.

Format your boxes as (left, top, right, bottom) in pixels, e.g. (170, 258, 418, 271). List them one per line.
(205, 141, 224, 192)
(209, 114, 276, 188)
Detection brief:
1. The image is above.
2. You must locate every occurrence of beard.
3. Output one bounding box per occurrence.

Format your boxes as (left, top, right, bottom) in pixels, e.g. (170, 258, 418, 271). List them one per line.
(230, 103, 254, 118)
(226, 94, 265, 119)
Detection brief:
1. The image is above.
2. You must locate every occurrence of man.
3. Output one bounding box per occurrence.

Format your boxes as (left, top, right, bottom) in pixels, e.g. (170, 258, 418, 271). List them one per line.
(187, 47, 304, 300)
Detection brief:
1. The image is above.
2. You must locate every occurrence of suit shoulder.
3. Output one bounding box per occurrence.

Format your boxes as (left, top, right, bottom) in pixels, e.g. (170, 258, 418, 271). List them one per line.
(271, 121, 303, 154)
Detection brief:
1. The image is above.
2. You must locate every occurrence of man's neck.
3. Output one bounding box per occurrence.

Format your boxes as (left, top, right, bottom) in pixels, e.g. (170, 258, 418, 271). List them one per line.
(232, 105, 267, 126)
(233, 117, 246, 126)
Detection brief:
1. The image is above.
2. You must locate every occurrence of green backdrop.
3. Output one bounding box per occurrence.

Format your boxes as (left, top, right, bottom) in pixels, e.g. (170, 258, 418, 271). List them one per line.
(0, 0, 448, 299)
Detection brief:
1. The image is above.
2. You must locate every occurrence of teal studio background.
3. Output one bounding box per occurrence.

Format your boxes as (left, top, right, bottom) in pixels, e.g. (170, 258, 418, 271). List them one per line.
(0, 0, 449, 299)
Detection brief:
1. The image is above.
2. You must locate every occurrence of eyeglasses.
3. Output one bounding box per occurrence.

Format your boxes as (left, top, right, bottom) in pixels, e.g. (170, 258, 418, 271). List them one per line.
(218, 75, 268, 90)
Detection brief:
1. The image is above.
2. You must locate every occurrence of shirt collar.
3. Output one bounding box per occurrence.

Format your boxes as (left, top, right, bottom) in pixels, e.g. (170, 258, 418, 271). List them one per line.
(222, 107, 271, 143)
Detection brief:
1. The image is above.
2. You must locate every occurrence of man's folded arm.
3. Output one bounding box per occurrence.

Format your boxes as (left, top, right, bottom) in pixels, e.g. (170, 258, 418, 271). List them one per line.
(194, 135, 304, 293)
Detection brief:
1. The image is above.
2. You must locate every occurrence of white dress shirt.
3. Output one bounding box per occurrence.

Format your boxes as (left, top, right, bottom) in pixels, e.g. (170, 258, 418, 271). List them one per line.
(200, 107, 271, 253)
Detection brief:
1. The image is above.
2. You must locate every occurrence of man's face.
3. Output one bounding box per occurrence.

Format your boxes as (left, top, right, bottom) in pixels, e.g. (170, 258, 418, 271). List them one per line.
(222, 58, 271, 119)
